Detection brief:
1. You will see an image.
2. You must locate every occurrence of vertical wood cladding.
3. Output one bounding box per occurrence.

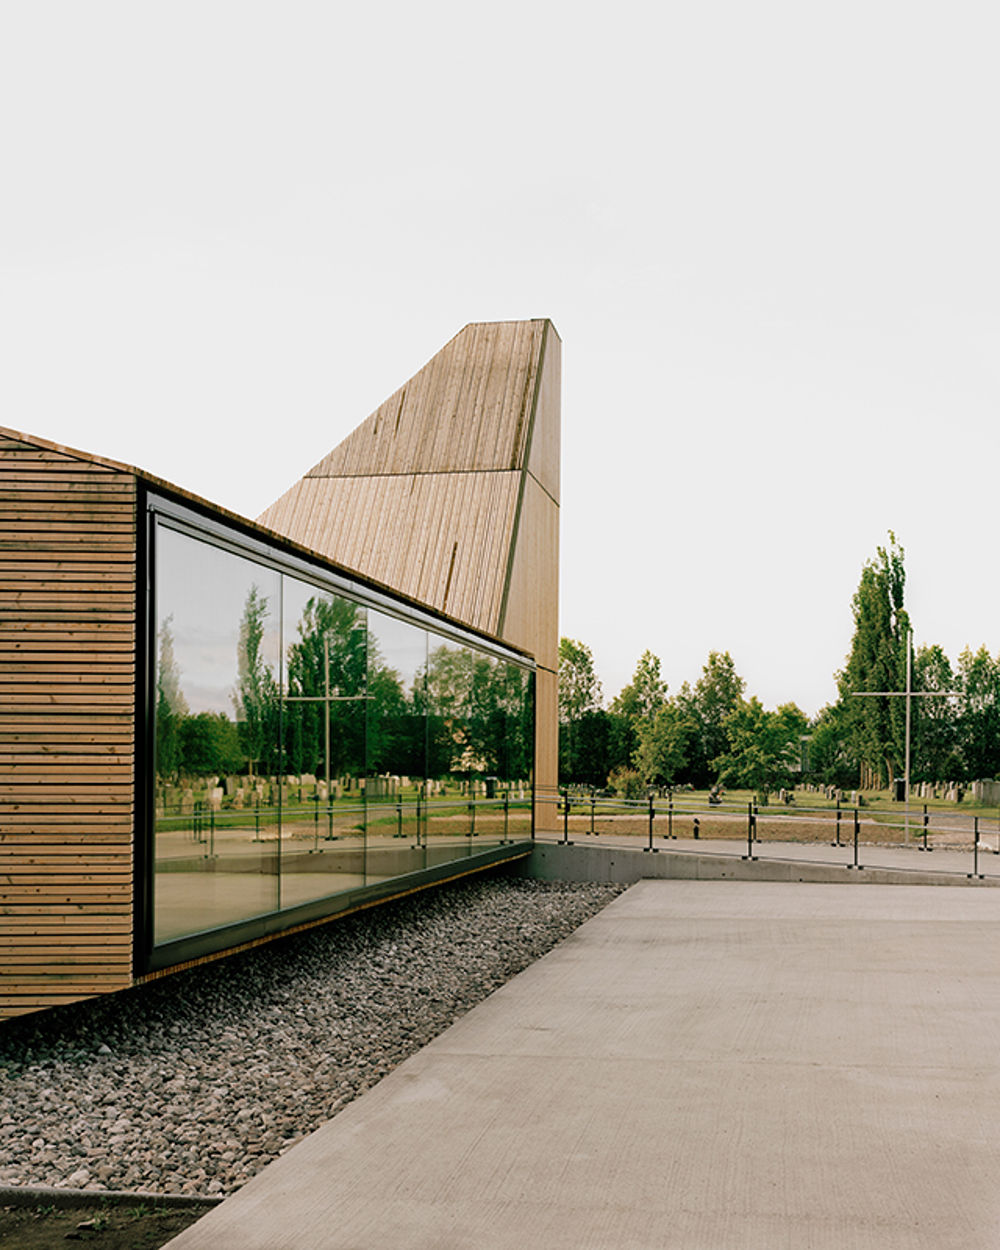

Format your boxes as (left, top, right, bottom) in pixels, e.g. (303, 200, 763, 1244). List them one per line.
(258, 321, 554, 639)
(0, 434, 136, 1018)
(258, 319, 561, 830)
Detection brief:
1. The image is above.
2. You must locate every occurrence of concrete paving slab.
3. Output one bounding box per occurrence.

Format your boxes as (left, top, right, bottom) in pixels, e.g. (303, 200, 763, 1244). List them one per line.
(164, 881, 1000, 1250)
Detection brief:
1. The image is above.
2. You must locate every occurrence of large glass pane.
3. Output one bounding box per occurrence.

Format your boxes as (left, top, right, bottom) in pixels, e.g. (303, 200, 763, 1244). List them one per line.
(423, 640, 477, 861)
(464, 650, 507, 849)
(365, 612, 428, 879)
(503, 664, 534, 840)
(153, 525, 280, 943)
(279, 578, 368, 909)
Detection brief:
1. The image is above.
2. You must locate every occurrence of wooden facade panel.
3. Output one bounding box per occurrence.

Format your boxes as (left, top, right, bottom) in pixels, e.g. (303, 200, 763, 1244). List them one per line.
(1, 809, 133, 823)
(0, 852, 133, 866)
(257, 319, 559, 842)
(0, 432, 137, 1020)
(499, 475, 560, 672)
(299, 322, 545, 481)
(261, 470, 520, 636)
(0, 918, 133, 933)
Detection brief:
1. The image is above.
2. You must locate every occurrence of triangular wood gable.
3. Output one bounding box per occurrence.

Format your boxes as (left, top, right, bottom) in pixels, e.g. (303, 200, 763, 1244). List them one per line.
(257, 319, 561, 806)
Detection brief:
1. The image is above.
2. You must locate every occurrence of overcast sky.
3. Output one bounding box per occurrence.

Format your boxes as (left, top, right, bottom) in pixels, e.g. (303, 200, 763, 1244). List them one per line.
(3, 2, 996, 717)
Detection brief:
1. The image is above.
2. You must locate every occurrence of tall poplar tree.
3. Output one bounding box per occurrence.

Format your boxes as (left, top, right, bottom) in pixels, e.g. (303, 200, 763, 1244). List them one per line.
(837, 534, 911, 789)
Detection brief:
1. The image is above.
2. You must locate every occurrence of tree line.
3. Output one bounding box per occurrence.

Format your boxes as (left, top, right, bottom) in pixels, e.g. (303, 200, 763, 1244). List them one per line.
(560, 535, 1000, 800)
(156, 590, 532, 784)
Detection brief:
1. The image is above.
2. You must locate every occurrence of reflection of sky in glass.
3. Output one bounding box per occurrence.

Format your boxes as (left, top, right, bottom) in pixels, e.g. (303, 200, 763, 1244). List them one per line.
(370, 610, 426, 694)
(157, 526, 280, 715)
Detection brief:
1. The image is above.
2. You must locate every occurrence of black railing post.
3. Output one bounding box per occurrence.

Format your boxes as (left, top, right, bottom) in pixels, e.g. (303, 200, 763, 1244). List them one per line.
(833, 799, 842, 847)
(396, 800, 403, 840)
(644, 793, 657, 852)
(848, 807, 861, 870)
(668, 794, 673, 840)
(470, 795, 477, 837)
(504, 790, 510, 843)
(919, 803, 931, 852)
(969, 816, 983, 880)
(254, 800, 261, 843)
(589, 790, 596, 836)
(560, 789, 571, 845)
(742, 801, 757, 861)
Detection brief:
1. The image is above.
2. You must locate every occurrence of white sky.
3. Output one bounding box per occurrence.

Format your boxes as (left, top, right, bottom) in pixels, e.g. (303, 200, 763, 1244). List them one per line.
(3, 2, 997, 718)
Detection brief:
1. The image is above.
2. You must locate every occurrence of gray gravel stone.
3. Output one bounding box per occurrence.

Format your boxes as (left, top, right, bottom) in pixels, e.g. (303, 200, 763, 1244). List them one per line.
(0, 874, 624, 1197)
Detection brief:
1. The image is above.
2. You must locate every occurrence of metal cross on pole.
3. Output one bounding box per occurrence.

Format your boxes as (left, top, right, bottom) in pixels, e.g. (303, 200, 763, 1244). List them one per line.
(851, 630, 963, 840)
(282, 633, 371, 820)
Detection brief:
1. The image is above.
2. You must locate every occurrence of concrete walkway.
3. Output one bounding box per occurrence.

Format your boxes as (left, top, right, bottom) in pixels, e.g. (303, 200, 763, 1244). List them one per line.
(165, 881, 1000, 1249)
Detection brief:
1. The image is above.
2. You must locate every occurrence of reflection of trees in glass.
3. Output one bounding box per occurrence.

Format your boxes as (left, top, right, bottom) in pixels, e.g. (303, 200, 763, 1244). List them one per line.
(506, 665, 534, 783)
(425, 646, 532, 782)
(233, 585, 281, 776)
(156, 615, 188, 781)
(367, 654, 418, 779)
(158, 612, 252, 782)
(426, 645, 472, 777)
(468, 654, 511, 778)
(285, 594, 368, 778)
(179, 712, 244, 776)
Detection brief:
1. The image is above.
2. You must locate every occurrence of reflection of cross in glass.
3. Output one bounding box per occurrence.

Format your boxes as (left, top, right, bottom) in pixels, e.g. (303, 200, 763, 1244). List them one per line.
(283, 633, 370, 824)
(852, 630, 964, 840)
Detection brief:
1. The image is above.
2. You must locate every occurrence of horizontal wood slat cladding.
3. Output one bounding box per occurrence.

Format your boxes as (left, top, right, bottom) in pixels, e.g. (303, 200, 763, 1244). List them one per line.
(0, 433, 137, 1020)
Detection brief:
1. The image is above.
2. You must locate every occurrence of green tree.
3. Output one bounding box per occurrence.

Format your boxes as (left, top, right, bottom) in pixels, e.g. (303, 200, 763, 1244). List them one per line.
(285, 595, 368, 779)
(179, 712, 244, 777)
(635, 702, 692, 787)
(558, 638, 605, 784)
(956, 646, 1000, 781)
(558, 638, 603, 721)
(565, 709, 615, 787)
(674, 651, 746, 786)
(425, 644, 477, 778)
(912, 644, 962, 783)
(610, 651, 667, 769)
(837, 534, 912, 789)
(714, 699, 808, 802)
(233, 585, 281, 776)
(365, 653, 410, 778)
(155, 615, 188, 781)
(807, 703, 857, 788)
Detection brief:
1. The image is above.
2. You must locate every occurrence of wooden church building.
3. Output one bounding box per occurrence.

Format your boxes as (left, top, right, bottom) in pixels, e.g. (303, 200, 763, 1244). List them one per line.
(1, 319, 560, 1020)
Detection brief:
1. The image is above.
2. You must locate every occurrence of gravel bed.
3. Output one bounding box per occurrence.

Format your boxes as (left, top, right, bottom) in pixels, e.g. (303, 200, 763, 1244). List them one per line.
(0, 874, 624, 1197)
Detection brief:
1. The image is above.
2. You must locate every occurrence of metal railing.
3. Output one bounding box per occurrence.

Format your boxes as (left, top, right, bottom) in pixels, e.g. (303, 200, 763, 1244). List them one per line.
(537, 790, 1000, 882)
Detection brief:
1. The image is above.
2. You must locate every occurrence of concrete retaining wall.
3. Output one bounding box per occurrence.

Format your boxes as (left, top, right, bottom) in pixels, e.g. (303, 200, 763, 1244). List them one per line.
(521, 841, 1000, 888)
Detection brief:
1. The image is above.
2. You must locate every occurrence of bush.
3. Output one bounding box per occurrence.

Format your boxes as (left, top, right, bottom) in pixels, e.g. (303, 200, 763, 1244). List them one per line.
(607, 767, 645, 800)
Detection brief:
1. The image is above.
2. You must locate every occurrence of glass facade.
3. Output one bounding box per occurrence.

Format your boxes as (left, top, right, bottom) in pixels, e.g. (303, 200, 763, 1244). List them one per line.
(151, 510, 533, 955)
